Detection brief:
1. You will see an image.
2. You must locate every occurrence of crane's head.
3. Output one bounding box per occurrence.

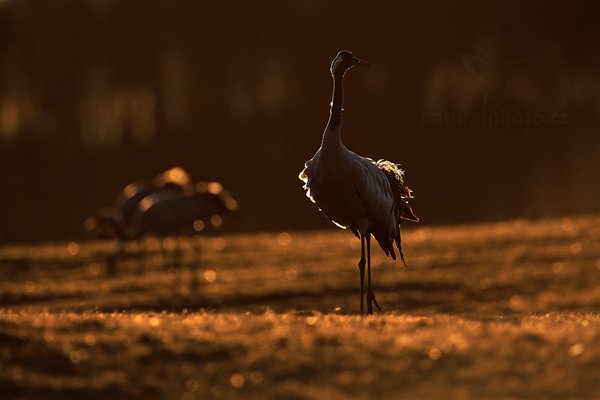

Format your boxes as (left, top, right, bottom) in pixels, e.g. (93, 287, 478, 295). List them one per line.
(83, 207, 126, 239)
(330, 50, 369, 77)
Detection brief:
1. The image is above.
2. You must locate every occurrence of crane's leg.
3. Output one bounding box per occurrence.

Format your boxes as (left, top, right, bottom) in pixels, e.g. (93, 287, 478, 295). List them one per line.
(189, 234, 202, 293)
(366, 234, 381, 315)
(358, 234, 366, 315)
(107, 239, 124, 276)
(134, 239, 145, 275)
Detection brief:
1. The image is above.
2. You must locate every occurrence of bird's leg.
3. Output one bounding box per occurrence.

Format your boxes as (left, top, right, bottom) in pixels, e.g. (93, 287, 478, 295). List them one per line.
(173, 237, 183, 290)
(366, 234, 381, 315)
(107, 239, 124, 276)
(358, 234, 366, 315)
(141, 237, 152, 273)
(189, 234, 202, 293)
(134, 239, 144, 275)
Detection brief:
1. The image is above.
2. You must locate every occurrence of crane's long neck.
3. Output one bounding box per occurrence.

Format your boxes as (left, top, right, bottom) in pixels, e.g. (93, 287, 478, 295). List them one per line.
(322, 71, 345, 149)
(103, 215, 128, 240)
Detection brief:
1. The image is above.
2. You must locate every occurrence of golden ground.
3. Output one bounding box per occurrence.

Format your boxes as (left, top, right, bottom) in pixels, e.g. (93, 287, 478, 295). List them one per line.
(1, 216, 599, 399)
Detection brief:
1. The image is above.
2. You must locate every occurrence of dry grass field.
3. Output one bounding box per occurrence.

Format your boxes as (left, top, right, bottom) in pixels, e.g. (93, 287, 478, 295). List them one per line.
(1, 216, 599, 399)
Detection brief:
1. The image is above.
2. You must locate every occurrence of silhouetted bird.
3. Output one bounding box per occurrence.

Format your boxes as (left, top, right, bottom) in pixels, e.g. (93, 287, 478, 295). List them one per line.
(90, 182, 237, 274)
(115, 166, 192, 228)
(85, 167, 192, 239)
(299, 51, 419, 315)
(130, 182, 238, 239)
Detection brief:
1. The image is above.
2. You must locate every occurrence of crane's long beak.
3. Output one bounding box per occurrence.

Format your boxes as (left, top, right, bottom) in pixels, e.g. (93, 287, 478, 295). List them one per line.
(352, 56, 370, 67)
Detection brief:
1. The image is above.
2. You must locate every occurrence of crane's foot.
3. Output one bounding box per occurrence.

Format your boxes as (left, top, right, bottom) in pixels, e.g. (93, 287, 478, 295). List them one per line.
(366, 290, 382, 315)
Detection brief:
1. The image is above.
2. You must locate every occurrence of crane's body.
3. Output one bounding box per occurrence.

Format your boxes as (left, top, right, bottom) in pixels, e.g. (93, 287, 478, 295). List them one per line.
(94, 183, 237, 241)
(87, 180, 237, 275)
(133, 185, 237, 238)
(115, 167, 192, 227)
(299, 50, 418, 315)
(301, 142, 394, 239)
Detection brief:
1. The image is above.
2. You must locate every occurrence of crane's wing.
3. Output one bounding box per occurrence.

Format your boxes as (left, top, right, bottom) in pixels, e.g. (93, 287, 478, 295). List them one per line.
(373, 159, 419, 222)
(300, 152, 418, 266)
(299, 157, 354, 231)
(368, 159, 419, 266)
(348, 156, 403, 259)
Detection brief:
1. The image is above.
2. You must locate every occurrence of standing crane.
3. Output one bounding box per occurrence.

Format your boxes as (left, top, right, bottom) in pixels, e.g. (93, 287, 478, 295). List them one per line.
(299, 51, 419, 315)
(115, 166, 192, 228)
(86, 167, 193, 239)
(131, 182, 238, 239)
(88, 182, 238, 276)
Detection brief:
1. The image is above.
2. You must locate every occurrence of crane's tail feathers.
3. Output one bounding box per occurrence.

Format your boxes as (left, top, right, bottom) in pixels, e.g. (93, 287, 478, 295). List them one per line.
(394, 224, 408, 268)
(372, 227, 408, 267)
(372, 228, 397, 260)
(397, 243, 408, 268)
(369, 159, 417, 267)
(373, 158, 418, 222)
(388, 246, 397, 260)
(395, 235, 408, 268)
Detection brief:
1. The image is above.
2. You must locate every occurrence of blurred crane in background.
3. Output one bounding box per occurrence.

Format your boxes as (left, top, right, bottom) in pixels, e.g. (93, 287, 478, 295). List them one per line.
(85, 167, 192, 239)
(114, 167, 193, 228)
(85, 167, 238, 279)
(91, 182, 237, 276)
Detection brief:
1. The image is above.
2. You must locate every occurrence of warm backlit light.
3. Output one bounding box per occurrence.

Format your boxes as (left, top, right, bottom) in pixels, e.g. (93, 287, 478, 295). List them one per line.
(211, 238, 226, 250)
(210, 215, 223, 228)
(0, 99, 19, 140)
(277, 232, 292, 246)
(569, 242, 582, 255)
(162, 238, 177, 251)
(428, 347, 442, 360)
(551, 262, 564, 273)
(24, 281, 36, 293)
(157, 167, 190, 186)
(207, 182, 223, 195)
(84, 334, 97, 346)
(203, 269, 217, 283)
(66, 242, 80, 256)
(284, 268, 297, 281)
(88, 262, 103, 276)
(225, 198, 238, 211)
(230, 373, 245, 389)
(139, 196, 155, 212)
(568, 343, 584, 357)
(193, 219, 205, 232)
(123, 183, 140, 199)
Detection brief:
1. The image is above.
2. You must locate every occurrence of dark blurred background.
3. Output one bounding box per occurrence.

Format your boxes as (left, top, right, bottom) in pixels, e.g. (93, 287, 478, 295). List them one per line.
(1, 0, 599, 243)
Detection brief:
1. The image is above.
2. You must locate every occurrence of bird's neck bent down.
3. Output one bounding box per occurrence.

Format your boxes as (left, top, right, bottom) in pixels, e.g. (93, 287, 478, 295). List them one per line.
(104, 215, 128, 241)
(322, 72, 344, 149)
